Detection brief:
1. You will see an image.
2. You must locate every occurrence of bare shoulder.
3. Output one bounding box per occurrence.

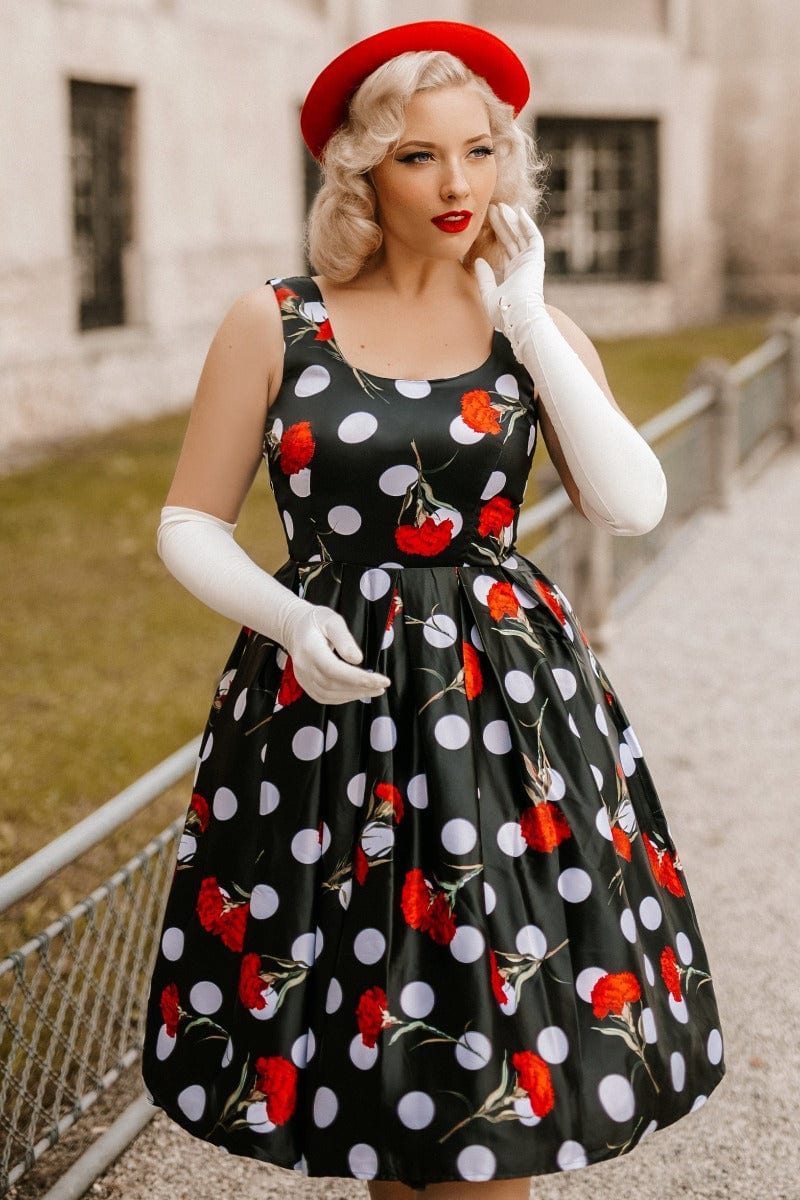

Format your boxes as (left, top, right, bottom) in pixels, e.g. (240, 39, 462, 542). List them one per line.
(209, 284, 284, 402)
(217, 284, 283, 346)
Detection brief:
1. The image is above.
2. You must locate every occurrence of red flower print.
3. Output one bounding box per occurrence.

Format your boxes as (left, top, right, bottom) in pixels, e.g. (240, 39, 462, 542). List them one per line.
(314, 318, 334, 341)
(354, 844, 369, 885)
(196, 877, 247, 951)
(395, 516, 454, 556)
(605, 691, 615, 706)
(278, 656, 304, 705)
(643, 833, 685, 897)
(660, 945, 682, 1001)
(590, 971, 641, 1019)
(274, 286, 299, 308)
(534, 579, 567, 626)
(461, 389, 502, 434)
(511, 1050, 556, 1117)
(356, 985, 389, 1048)
(239, 952, 267, 1010)
(487, 580, 520, 622)
(520, 801, 572, 853)
(478, 495, 515, 538)
(401, 869, 433, 930)
(462, 642, 483, 699)
(218, 904, 248, 953)
(375, 782, 404, 822)
(160, 983, 181, 1037)
(611, 824, 632, 861)
(197, 876, 225, 931)
(254, 1055, 298, 1125)
(425, 892, 457, 945)
(489, 948, 508, 1005)
(279, 421, 316, 475)
(385, 588, 402, 629)
(189, 791, 210, 832)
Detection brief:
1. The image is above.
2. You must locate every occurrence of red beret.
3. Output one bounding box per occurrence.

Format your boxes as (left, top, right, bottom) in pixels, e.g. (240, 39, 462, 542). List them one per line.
(300, 20, 531, 161)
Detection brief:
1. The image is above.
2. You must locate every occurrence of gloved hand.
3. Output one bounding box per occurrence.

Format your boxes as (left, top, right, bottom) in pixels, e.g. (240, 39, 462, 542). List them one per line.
(157, 505, 391, 705)
(474, 203, 667, 536)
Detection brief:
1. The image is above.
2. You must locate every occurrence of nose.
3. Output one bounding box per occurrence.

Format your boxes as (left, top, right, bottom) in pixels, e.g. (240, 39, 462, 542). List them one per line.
(440, 158, 470, 202)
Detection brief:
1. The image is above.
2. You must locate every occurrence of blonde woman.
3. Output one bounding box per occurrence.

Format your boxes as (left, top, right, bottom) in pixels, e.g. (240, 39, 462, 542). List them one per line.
(142, 21, 725, 1199)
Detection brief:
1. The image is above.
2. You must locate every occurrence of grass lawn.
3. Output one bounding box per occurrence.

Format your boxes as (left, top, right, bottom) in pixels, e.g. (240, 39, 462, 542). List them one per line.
(0, 314, 767, 948)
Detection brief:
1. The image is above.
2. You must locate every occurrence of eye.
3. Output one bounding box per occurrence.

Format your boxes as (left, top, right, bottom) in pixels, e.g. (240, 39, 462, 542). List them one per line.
(470, 145, 495, 158)
(398, 151, 433, 164)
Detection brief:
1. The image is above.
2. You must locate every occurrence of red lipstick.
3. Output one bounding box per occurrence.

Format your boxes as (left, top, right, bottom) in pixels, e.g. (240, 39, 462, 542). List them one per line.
(431, 210, 473, 233)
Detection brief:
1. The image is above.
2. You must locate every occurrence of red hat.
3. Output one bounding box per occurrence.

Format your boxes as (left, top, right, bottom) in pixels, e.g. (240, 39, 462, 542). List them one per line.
(300, 20, 530, 161)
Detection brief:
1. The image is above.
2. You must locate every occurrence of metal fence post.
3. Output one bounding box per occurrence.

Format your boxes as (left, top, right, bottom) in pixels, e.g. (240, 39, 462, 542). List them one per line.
(768, 313, 800, 441)
(685, 356, 740, 508)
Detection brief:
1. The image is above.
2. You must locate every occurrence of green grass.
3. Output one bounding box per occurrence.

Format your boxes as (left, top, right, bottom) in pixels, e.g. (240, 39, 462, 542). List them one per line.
(0, 315, 767, 946)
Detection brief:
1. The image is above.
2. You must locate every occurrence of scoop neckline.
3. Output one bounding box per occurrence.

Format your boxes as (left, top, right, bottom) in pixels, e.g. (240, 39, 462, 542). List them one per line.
(305, 276, 503, 387)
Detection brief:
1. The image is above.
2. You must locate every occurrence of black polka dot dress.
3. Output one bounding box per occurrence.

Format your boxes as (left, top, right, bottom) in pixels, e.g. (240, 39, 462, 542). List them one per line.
(141, 275, 726, 1190)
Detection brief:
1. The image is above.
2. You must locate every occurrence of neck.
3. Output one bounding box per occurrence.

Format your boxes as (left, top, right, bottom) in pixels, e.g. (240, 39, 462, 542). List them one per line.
(360, 243, 474, 300)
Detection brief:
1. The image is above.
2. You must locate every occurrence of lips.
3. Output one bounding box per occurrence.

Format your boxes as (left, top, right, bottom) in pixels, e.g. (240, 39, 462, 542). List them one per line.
(431, 211, 473, 233)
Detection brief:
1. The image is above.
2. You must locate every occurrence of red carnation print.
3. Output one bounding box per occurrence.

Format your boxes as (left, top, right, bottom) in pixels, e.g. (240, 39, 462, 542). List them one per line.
(611, 824, 632, 861)
(489, 947, 508, 1005)
(462, 641, 483, 699)
(160, 983, 182, 1037)
(385, 588, 402, 629)
(314, 318, 334, 341)
(660, 945, 682, 1001)
(219, 903, 248, 952)
(254, 1055, 298, 1125)
(189, 791, 210, 832)
(478, 495, 515, 538)
(425, 892, 457, 945)
(279, 421, 316, 475)
(395, 516, 454, 556)
(461, 388, 502, 434)
(196, 877, 248, 951)
(375, 781, 404, 823)
(590, 971, 641, 1019)
(354, 844, 369, 885)
(520, 801, 572, 853)
(534, 579, 567, 626)
(197, 876, 225, 931)
(356, 985, 390, 1048)
(511, 1050, 556, 1117)
(643, 833, 685, 897)
(605, 691, 615, 706)
(274, 285, 299, 308)
(277, 656, 304, 705)
(487, 580, 519, 622)
(239, 952, 267, 1010)
(401, 868, 434, 931)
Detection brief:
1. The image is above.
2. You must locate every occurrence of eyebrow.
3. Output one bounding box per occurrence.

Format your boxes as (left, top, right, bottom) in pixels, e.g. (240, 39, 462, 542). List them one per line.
(395, 134, 493, 151)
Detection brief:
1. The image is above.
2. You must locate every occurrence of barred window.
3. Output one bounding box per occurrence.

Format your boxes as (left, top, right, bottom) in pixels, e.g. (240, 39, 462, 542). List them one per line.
(535, 118, 659, 280)
(70, 81, 134, 330)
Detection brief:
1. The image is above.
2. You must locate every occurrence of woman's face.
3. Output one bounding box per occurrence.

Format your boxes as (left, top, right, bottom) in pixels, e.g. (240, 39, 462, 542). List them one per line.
(370, 84, 498, 264)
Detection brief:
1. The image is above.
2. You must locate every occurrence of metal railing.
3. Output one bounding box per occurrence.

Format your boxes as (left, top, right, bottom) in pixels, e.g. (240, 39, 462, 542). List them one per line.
(1, 314, 799, 1197)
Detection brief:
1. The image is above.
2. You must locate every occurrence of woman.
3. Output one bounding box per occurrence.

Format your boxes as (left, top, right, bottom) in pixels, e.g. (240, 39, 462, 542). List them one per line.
(141, 21, 726, 1198)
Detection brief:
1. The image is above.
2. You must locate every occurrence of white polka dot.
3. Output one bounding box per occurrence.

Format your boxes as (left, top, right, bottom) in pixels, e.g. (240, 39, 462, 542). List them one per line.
(623, 725, 643, 757)
(379, 463, 419, 496)
(512, 1095, 541, 1126)
(590, 764, 604, 790)
(527, 423, 536, 455)
(313, 1086, 338, 1127)
(638, 896, 663, 929)
(568, 713, 581, 737)
(641, 1118, 659, 1137)
(293, 725, 325, 761)
(155, 1025, 176, 1060)
(575, 966, 607, 1004)
(504, 669, 535, 703)
(547, 768, 566, 801)
(221, 1037, 234, 1068)
(361, 820, 394, 859)
(552, 668, 577, 700)
(516, 924, 547, 959)
(295, 364, 330, 396)
(338, 411, 378, 443)
(642, 953, 656, 986)
(328, 505, 361, 535)
(676, 932, 693, 964)
(400, 980, 435, 1019)
(325, 977, 342, 1014)
(442, 818, 477, 854)
(668, 994, 689, 1024)
(670, 1051, 686, 1091)
(537, 1026, 569, 1063)
(397, 1091, 435, 1129)
(450, 415, 485, 444)
(497, 821, 527, 856)
(232, 689, 248, 721)
(617, 797, 637, 834)
(455, 1031, 492, 1070)
(360, 568, 391, 601)
(290, 468, 311, 498)
(691, 1094, 707, 1110)
(557, 1140, 588, 1170)
(395, 379, 431, 398)
(619, 743, 636, 777)
(161, 927, 184, 961)
(450, 925, 485, 963)
(640, 1007, 658, 1043)
(250, 884, 279, 920)
(407, 773, 428, 808)
(558, 868, 592, 903)
(339, 879, 352, 909)
(707, 1028, 723, 1065)
(370, 715, 397, 751)
(348, 1143, 378, 1179)
(292, 1029, 315, 1068)
(177, 1085, 206, 1122)
(434, 506, 463, 537)
(292, 931, 318, 966)
(483, 880, 497, 913)
(483, 719, 512, 754)
(595, 807, 612, 840)
(283, 510, 294, 538)
(598, 1073, 636, 1122)
(512, 582, 536, 608)
(594, 702, 609, 735)
(481, 470, 506, 500)
(292, 828, 323, 864)
(423, 613, 457, 648)
(300, 300, 327, 323)
(435, 713, 470, 749)
(245, 1100, 275, 1134)
(349, 1033, 379, 1070)
(249, 984, 278, 1019)
(212, 787, 237, 821)
(353, 928, 386, 964)
(620, 908, 637, 943)
(347, 772, 367, 807)
(495, 373, 519, 399)
(199, 732, 214, 761)
(457, 1144, 496, 1181)
(189, 981, 223, 1014)
(260, 781, 280, 815)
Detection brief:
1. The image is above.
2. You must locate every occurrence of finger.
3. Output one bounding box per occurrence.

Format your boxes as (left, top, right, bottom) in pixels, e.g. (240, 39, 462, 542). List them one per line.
(473, 257, 497, 303)
(499, 203, 528, 254)
(516, 208, 544, 251)
(487, 204, 518, 257)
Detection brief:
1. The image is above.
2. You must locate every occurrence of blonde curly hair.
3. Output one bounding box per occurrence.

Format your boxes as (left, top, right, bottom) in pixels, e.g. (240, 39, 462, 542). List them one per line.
(305, 49, 549, 282)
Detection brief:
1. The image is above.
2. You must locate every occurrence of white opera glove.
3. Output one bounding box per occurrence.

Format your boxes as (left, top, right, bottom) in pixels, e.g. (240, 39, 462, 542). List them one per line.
(474, 203, 667, 536)
(156, 505, 392, 705)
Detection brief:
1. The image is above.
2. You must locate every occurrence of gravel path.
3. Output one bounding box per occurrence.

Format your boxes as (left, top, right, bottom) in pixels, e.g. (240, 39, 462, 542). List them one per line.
(92, 445, 800, 1200)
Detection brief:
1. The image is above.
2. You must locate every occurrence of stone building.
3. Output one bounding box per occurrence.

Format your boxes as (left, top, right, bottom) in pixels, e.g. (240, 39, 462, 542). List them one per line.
(1, 0, 798, 462)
